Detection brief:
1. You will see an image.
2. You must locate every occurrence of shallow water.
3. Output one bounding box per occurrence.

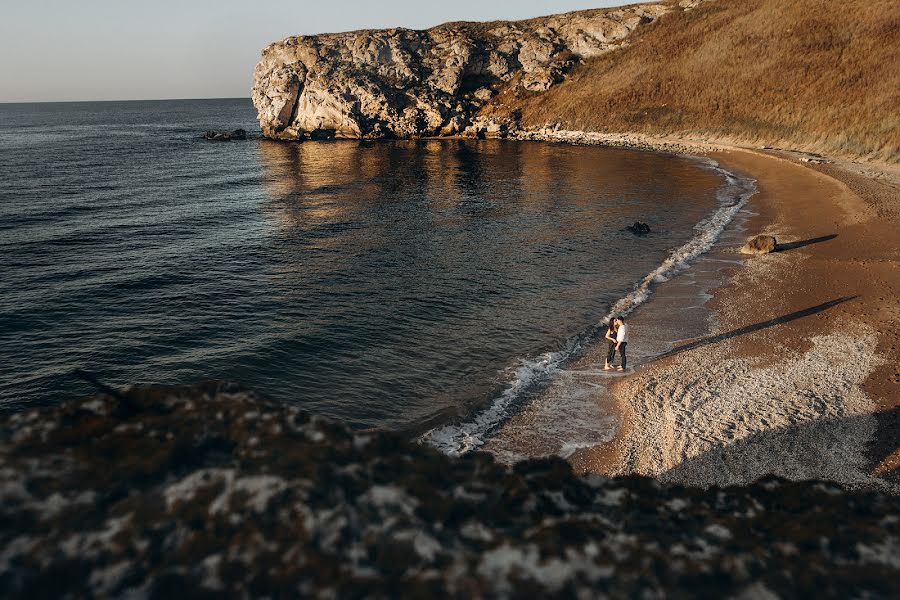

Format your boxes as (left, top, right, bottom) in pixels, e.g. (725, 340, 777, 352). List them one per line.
(1, 99, 727, 431)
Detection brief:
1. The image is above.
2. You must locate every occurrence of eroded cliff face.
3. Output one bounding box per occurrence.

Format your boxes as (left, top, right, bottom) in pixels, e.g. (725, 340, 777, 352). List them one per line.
(252, 2, 701, 140)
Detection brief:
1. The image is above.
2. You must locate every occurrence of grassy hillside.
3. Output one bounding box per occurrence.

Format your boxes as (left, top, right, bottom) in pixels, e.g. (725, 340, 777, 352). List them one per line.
(489, 0, 900, 162)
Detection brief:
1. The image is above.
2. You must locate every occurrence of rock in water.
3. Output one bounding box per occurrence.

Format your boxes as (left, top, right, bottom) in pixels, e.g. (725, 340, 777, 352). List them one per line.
(251, 3, 683, 140)
(1, 384, 897, 597)
(741, 234, 778, 254)
(627, 221, 651, 235)
(203, 129, 248, 141)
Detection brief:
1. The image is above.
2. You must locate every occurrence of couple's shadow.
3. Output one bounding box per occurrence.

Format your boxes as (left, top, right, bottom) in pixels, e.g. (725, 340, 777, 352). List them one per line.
(639, 292, 897, 487)
(659, 407, 899, 488)
(775, 234, 837, 252)
(645, 295, 857, 364)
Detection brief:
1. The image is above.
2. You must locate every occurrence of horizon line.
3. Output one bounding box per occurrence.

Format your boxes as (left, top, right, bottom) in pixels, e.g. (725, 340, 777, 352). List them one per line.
(0, 96, 252, 106)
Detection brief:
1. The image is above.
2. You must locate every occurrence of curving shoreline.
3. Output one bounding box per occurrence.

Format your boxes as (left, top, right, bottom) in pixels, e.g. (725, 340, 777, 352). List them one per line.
(538, 141, 900, 492)
(416, 130, 899, 492)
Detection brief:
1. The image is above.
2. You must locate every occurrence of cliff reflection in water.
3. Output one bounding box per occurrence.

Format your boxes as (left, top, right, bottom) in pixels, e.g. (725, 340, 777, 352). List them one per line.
(252, 139, 723, 430)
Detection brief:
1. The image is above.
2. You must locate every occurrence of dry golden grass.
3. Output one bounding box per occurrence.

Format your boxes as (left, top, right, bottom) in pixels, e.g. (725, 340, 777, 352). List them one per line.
(491, 0, 900, 162)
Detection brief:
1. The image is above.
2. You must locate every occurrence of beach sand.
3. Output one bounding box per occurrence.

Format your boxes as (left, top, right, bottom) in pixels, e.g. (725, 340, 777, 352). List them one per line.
(569, 148, 900, 491)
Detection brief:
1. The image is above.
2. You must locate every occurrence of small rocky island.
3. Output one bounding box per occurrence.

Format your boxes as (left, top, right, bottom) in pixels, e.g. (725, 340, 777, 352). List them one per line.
(202, 129, 247, 141)
(1, 384, 897, 597)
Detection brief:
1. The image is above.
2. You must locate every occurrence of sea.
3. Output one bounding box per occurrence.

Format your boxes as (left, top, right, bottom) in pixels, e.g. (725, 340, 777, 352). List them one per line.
(0, 98, 755, 454)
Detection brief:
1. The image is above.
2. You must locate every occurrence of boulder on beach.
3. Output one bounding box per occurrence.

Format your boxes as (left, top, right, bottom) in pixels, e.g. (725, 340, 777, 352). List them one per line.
(741, 234, 777, 254)
(626, 221, 651, 235)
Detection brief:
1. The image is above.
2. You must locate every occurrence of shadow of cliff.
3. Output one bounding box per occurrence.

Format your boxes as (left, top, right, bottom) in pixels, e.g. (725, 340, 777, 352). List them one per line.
(646, 296, 858, 364)
(775, 234, 838, 252)
(659, 408, 900, 489)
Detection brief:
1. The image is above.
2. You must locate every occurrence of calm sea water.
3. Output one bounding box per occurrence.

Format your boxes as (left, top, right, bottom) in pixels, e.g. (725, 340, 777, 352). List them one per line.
(0, 99, 726, 429)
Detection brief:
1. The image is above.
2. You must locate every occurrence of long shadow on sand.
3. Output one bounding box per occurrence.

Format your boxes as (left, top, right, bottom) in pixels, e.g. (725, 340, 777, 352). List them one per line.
(646, 296, 858, 364)
(775, 234, 838, 252)
(660, 408, 900, 489)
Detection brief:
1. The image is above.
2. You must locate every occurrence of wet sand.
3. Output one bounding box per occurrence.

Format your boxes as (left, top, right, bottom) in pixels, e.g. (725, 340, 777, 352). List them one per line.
(571, 148, 899, 491)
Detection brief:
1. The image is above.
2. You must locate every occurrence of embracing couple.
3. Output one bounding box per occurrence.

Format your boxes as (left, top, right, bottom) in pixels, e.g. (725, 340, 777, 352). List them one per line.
(603, 316, 629, 372)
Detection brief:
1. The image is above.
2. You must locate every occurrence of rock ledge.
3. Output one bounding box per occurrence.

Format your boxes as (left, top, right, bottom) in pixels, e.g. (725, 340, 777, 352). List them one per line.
(2, 384, 898, 597)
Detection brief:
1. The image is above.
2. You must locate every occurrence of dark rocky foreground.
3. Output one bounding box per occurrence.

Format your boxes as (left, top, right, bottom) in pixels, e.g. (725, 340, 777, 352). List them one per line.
(2, 384, 897, 598)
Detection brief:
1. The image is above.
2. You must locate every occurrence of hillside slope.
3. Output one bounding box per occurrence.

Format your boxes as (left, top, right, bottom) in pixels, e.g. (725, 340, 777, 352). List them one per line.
(490, 0, 900, 161)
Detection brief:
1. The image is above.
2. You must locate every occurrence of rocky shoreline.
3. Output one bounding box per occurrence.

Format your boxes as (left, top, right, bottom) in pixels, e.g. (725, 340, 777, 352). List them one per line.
(473, 125, 900, 498)
(2, 384, 898, 598)
(512, 128, 720, 156)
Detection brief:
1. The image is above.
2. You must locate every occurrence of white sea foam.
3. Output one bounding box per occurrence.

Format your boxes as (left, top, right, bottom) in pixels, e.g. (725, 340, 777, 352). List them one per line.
(421, 159, 757, 457)
(559, 440, 605, 459)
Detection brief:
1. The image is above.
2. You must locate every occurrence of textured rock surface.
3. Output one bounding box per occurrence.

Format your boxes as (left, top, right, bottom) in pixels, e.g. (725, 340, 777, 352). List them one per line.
(2, 384, 898, 598)
(741, 234, 778, 255)
(252, 3, 682, 140)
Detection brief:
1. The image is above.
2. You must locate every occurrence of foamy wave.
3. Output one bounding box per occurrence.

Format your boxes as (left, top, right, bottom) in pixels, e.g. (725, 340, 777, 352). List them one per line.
(422, 348, 568, 457)
(421, 159, 756, 456)
(559, 440, 606, 459)
(607, 161, 755, 319)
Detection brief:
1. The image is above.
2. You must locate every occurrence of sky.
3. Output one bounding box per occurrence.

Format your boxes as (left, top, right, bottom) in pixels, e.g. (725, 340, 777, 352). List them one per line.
(1, 0, 626, 103)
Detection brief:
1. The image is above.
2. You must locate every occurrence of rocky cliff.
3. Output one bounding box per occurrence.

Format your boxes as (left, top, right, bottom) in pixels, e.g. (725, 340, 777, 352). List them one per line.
(252, 0, 899, 161)
(252, 1, 704, 140)
(2, 384, 898, 597)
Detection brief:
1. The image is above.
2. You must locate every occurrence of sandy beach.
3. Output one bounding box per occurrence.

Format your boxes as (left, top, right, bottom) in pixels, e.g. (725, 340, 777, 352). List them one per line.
(561, 146, 900, 492)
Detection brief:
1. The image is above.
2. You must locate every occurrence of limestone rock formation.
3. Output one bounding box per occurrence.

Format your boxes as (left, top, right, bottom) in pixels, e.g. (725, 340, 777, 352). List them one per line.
(252, 3, 686, 140)
(1, 384, 898, 597)
(741, 234, 778, 254)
